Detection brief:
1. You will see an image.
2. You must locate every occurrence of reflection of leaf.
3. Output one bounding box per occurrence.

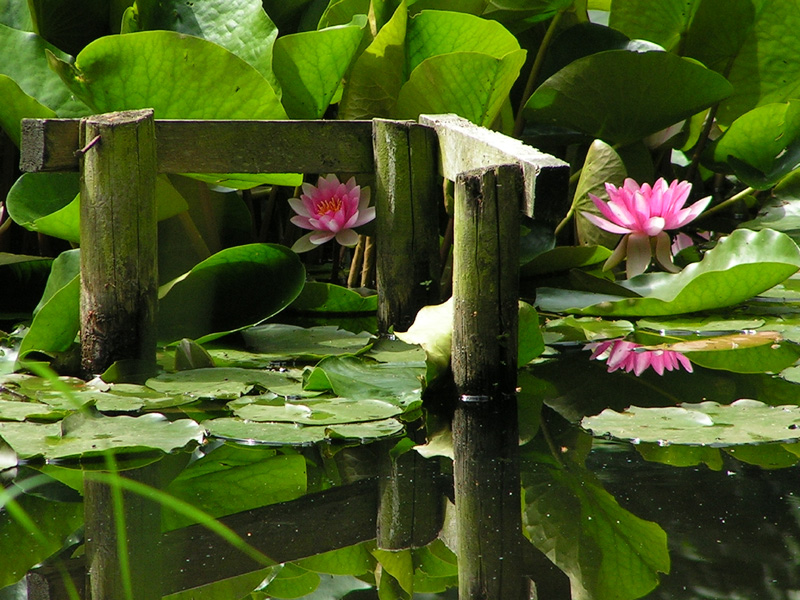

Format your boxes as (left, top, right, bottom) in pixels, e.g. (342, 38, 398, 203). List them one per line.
(522, 459, 669, 600)
(582, 400, 800, 446)
(536, 229, 800, 316)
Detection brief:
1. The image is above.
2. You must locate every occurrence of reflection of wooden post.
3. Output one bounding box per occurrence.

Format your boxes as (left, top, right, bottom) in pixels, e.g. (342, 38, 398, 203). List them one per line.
(452, 164, 524, 599)
(84, 462, 163, 600)
(79, 109, 157, 377)
(373, 119, 442, 549)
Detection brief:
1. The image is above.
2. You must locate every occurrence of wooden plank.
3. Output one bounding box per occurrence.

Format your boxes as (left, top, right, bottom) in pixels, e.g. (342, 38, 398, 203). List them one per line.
(451, 164, 525, 600)
(419, 113, 570, 225)
(79, 109, 158, 377)
(20, 119, 375, 174)
(160, 477, 379, 595)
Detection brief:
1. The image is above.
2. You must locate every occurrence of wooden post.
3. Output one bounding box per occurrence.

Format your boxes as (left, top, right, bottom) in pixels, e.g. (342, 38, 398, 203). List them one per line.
(78, 109, 158, 377)
(373, 119, 441, 333)
(84, 462, 163, 600)
(452, 164, 525, 600)
(372, 119, 443, 549)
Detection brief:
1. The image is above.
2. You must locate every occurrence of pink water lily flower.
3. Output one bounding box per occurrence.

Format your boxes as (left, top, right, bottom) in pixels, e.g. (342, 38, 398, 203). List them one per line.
(582, 178, 711, 278)
(587, 339, 693, 376)
(288, 174, 375, 253)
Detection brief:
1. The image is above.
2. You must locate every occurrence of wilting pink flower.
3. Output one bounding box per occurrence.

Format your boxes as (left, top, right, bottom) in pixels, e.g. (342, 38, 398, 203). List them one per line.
(587, 339, 693, 376)
(582, 178, 711, 278)
(288, 175, 375, 253)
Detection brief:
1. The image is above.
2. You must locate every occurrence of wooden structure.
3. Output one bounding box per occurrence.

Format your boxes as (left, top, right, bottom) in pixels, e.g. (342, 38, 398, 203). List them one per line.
(19, 112, 569, 600)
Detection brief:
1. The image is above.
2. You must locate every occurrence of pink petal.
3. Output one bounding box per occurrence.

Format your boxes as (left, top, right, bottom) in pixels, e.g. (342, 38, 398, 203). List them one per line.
(290, 215, 315, 230)
(288, 197, 311, 218)
(352, 206, 376, 227)
(643, 216, 666, 236)
(310, 231, 335, 244)
(335, 228, 359, 247)
(625, 233, 652, 278)
(582, 211, 633, 235)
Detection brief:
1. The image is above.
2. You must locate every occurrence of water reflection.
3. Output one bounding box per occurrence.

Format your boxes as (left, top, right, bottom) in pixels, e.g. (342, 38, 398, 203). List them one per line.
(588, 442, 800, 600)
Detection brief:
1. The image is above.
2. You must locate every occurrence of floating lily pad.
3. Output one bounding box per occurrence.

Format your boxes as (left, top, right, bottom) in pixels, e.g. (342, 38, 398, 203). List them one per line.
(0, 411, 204, 459)
(233, 397, 402, 425)
(0, 399, 65, 422)
(146, 367, 298, 400)
(204, 417, 328, 446)
(582, 400, 800, 446)
(242, 324, 374, 361)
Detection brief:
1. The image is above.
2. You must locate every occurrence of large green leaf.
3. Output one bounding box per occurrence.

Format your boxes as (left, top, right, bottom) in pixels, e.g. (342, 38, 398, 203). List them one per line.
(48, 30, 287, 120)
(608, 0, 700, 51)
(273, 16, 366, 119)
(157, 244, 306, 343)
(0, 23, 89, 117)
(0, 74, 55, 145)
(0, 0, 33, 30)
(709, 1, 800, 126)
(289, 282, 378, 314)
(242, 324, 374, 361)
(338, 0, 407, 119)
(396, 49, 527, 127)
(8, 173, 188, 244)
(582, 399, 800, 446)
(739, 170, 800, 232)
(133, 0, 280, 92)
(405, 9, 521, 73)
(524, 50, 733, 144)
(536, 229, 800, 316)
(18, 250, 80, 358)
(146, 367, 304, 399)
(522, 459, 670, 600)
(709, 102, 800, 189)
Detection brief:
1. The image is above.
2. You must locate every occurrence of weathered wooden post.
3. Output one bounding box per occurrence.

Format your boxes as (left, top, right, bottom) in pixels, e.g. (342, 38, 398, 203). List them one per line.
(452, 164, 525, 599)
(78, 109, 158, 377)
(372, 119, 443, 549)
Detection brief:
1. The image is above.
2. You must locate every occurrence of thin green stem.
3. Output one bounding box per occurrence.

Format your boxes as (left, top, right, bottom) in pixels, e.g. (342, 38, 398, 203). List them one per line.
(695, 186, 755, 222)
(513, 10, 565, 138)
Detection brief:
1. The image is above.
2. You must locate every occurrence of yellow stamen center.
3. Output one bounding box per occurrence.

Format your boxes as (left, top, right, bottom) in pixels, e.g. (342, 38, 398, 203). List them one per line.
(315, 196, 343, 215)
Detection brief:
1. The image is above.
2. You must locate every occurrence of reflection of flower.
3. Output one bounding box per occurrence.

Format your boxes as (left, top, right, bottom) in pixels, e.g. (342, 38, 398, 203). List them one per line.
(587, 339, 693, 376)
(583, 178, 711, 278)
(288, 175, 375, 253)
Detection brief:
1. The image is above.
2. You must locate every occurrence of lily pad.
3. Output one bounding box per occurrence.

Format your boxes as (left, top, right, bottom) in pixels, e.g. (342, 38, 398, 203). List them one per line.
(289, 282, 378, 314)
(536, 229, 800, 316)
(242, 324, 373, 361)
(582, 400, 800, 446)
(0, 411, 204, 459)
(204, 417, 327, 446)
(146, 367, 299, 400)
(0, 399, 65, 422)
(233, 397, 402, 425)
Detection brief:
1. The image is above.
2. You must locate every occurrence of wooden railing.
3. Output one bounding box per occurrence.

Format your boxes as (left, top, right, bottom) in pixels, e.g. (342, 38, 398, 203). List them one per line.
(19, 111, 570, 600)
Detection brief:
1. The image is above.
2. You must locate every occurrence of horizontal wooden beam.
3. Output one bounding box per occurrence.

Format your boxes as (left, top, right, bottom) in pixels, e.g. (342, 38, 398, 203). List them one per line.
(20, 118, 375, 175)
(418, 114, 570, 224)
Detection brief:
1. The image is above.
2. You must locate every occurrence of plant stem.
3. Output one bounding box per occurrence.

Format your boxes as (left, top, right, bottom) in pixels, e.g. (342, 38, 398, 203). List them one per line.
(695, 186, 755, 221)
(513, 10, 565, 138)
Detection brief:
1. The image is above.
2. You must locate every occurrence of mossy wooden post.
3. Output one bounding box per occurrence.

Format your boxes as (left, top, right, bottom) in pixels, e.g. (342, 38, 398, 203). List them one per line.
(84, 463, 163, 600)
(372, 119, 442, 549)
(79, 109, 157, 377)
(452, 164, 525, 600)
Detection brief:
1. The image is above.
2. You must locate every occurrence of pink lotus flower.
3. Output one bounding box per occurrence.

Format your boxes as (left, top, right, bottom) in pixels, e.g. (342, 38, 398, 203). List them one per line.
(288, 175, 375, 253)
(582, 178, 711, 278)
(587, 339, 693, 376)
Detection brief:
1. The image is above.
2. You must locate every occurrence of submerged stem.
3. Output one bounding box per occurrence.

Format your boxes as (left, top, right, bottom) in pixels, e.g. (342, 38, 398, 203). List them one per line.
(513, 10, 565, 138)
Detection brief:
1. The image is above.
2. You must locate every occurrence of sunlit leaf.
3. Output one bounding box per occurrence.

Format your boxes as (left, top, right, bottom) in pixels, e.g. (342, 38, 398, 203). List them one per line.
(582, 399, 800, 446)
(146, 367, 300, 399)
(233, 397, 403, 424)
(573, 139, 627, 248)
(608, 0, 698, 51)
(525, 50, 733, 144)
(521, 245, 612, 276)
(289, 282, 378, 314)
(259, 564, 320, 599)
(242, 324, 374, 361)
(273, 16, 366, 119)
(133, 0, 280, 92)
(48, 30, 286, 120)
(0, 74, 55, 145)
